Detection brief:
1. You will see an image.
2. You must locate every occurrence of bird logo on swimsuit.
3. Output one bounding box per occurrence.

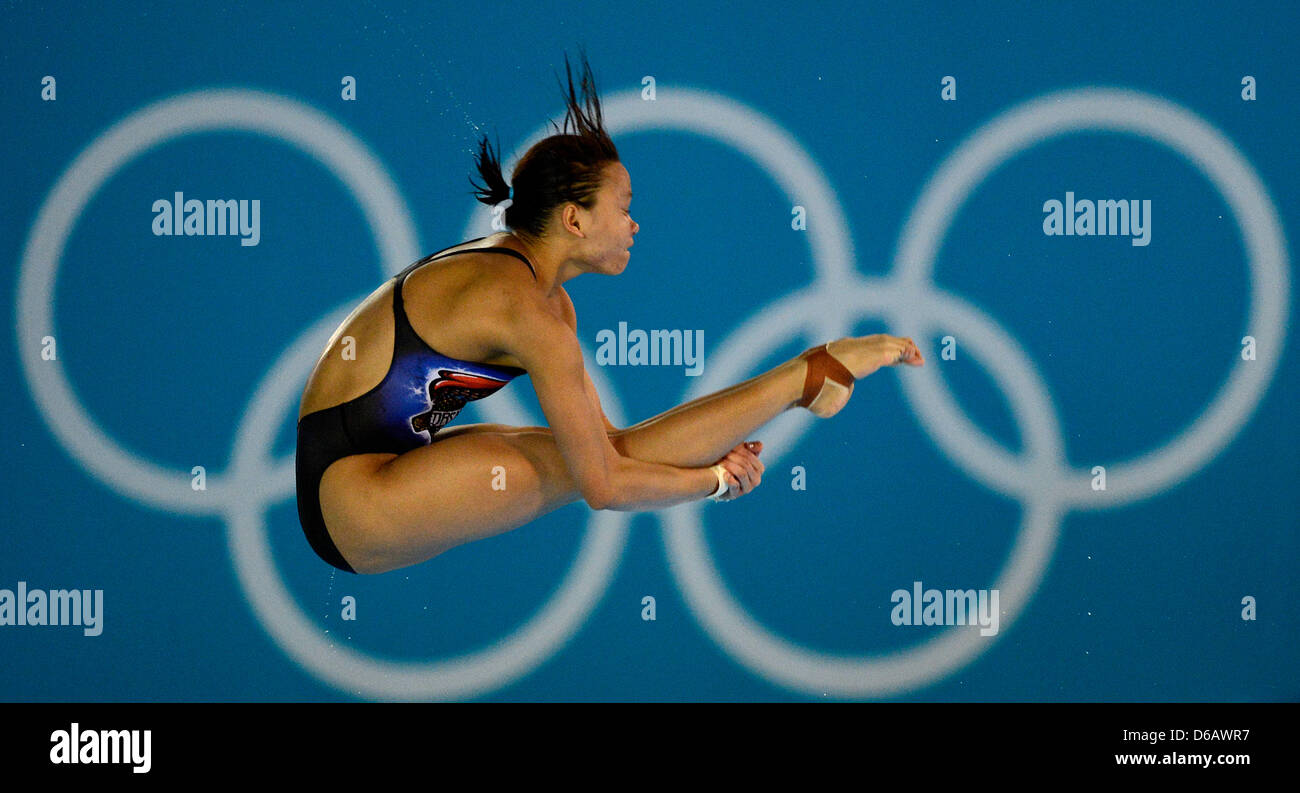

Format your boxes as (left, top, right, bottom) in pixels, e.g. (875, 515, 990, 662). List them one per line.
(409, 369, 510, 435)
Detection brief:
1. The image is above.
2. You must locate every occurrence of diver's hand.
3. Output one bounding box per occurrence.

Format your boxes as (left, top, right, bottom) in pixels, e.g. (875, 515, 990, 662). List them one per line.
(714, 441, 764, 501)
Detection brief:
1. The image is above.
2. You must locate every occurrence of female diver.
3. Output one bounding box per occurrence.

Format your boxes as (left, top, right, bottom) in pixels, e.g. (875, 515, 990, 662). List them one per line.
(295, 53, 923, 574)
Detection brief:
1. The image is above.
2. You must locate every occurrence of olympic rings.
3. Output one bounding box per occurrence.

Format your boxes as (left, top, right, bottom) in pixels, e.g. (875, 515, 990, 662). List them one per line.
(17, 86, 1287, 699)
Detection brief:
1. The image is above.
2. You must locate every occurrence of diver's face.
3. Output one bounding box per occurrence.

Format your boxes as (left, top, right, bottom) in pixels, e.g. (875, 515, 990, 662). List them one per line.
(591, 161, 637, 272)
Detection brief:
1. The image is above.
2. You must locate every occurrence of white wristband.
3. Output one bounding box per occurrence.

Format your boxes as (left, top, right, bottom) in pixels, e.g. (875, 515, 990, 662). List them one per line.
(706, 464, 730, 501)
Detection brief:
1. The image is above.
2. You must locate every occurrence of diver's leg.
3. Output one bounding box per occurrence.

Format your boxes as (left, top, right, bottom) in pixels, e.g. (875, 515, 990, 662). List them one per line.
(610, 335, 922, 467)
(319, 427, 582, 574)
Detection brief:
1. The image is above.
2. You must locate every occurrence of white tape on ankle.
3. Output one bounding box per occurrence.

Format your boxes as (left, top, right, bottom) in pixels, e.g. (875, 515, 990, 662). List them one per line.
(707, 464, 730, 501)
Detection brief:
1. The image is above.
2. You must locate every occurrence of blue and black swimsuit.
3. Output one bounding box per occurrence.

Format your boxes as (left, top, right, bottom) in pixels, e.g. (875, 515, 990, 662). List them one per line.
(295, 239, 535, 573)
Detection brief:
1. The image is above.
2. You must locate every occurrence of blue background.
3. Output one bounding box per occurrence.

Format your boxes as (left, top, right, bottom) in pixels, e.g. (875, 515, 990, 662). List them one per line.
(2, 0, 1296, 701)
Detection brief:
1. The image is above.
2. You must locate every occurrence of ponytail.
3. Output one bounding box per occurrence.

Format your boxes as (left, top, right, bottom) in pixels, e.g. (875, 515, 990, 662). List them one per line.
(469, 47, 620, 240)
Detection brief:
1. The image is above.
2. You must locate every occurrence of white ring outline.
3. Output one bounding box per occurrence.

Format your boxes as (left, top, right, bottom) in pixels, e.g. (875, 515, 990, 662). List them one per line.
(660, 87, 1288, 696)
(220, 93, 633, 700)
(620, 86, 1061, 696)
(663, 281, 1064, 697)
(16, 87, 419, 512)
(227, 300, 631, 700)
(15, 88, 632, 701)
(890, 87, 1289, 508)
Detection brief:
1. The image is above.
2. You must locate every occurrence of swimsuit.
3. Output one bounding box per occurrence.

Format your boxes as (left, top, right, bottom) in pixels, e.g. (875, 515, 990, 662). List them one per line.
(295, 239, 536, 573)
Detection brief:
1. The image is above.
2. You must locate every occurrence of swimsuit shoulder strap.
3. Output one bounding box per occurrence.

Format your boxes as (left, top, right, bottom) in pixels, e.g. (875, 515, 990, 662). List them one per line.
(397, 239, 538, 283)
(470, 247, 538, 281)
(390, 240, 539, 348)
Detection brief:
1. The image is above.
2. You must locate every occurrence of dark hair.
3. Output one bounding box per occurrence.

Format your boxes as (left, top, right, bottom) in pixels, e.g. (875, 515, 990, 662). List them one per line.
(469, 48, 620, 241)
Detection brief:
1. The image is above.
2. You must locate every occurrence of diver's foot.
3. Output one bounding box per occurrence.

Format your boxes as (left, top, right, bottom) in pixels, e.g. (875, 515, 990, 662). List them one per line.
(797, 336, 923, 418)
